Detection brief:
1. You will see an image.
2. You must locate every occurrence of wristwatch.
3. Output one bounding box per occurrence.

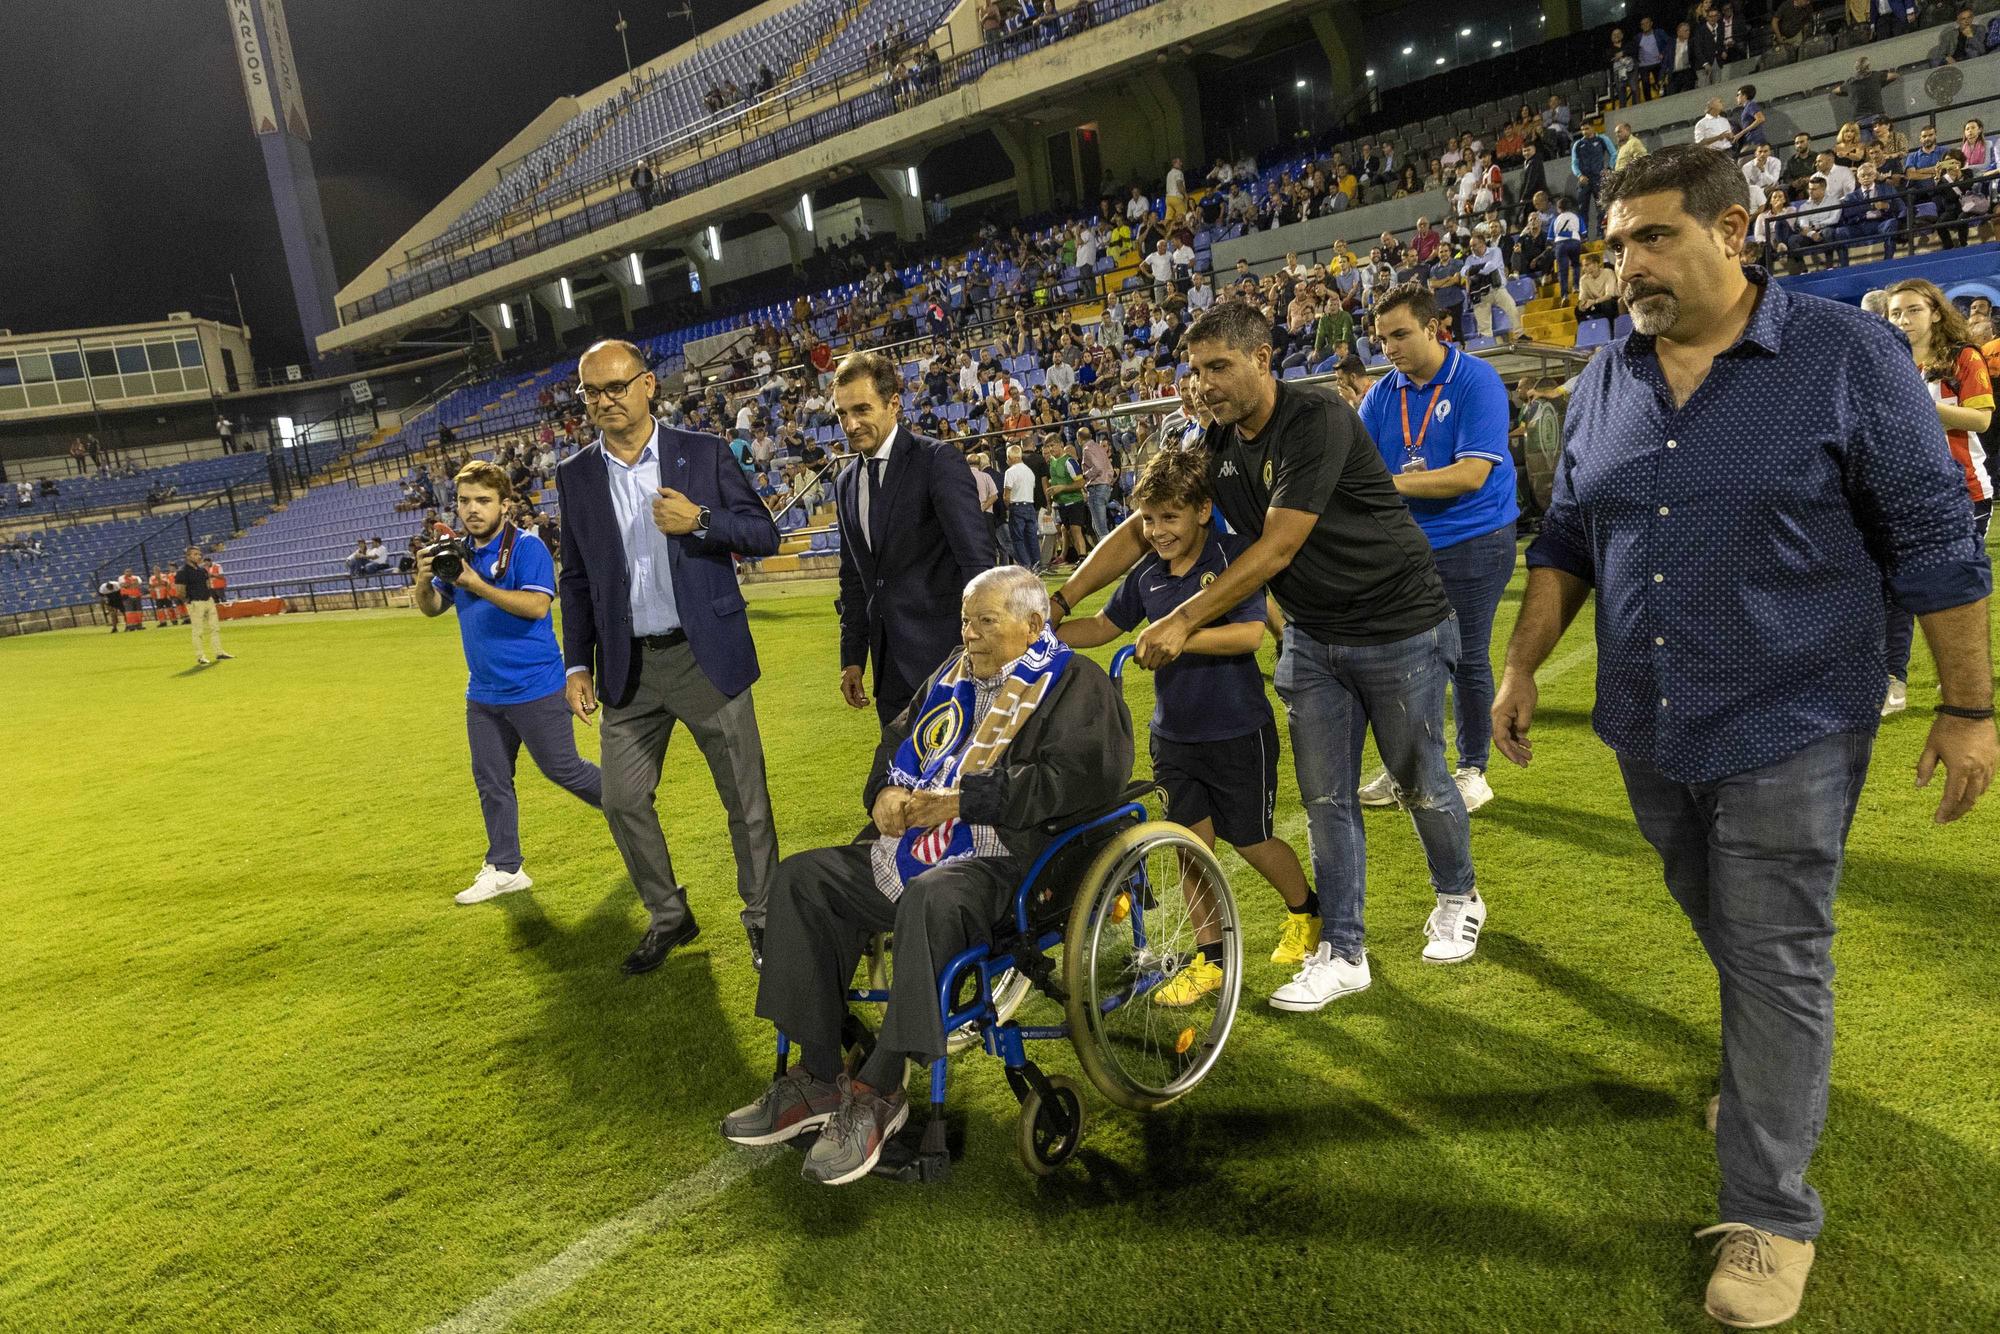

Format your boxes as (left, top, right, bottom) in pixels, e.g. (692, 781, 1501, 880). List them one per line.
(696, 505, 712, 532)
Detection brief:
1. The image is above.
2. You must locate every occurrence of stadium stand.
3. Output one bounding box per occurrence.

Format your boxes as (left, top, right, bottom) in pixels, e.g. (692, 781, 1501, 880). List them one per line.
(0, 502, 272, 617)
(3, 453, 269, 520)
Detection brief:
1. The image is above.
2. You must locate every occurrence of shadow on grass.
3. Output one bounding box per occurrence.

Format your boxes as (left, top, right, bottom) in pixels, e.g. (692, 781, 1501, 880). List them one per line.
(494, 888, 754, 1145)
(1477, 798, 1658, 863)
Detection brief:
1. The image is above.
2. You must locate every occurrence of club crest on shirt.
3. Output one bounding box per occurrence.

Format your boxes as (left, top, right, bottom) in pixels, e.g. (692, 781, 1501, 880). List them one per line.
(1436, 400, 1453, 420)
(1263, 459, 1273, 486)
(1201, 571, 1217, 588)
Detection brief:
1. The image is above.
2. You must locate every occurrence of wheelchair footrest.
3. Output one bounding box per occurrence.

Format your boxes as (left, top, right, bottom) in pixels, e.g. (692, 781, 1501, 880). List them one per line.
(785, 1113, 955, 1184)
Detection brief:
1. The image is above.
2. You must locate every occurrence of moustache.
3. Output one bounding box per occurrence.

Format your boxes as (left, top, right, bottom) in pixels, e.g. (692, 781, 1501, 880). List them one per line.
(1623, 283, 1675, 302)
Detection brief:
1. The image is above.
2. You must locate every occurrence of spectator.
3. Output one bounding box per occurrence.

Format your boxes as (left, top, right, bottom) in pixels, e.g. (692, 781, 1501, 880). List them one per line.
(1693, 96, 1735, 153)
(346, 540, 375, 576)
(1782, 131, 1818, 192)
(1574, 253, 1620, 322)
(1789, 175, 1846, 267)
(1771, 0, 1815, 56)
(1936, 154, 1988, 246)
(1613, 122, 1648, 172)
(630, 158, 656, 210)
(1432, 233, 1524, 343)
(1742, 141, 1783, 209)
(1142, 240, 1175, 297)
(1569, 117, 1615, 236)
(1832, 56, 1898, 123)
(1002, 443, 1039, 569)
(1732, 85, 1767, 153)
(1078, 427, 1116, 540)
(1752, 187, 1800, 270)
(1164, 156, 1187, 223)
(1666, 20, 1697, 95)
(1636, 15, 1665, 99)
(1851, 0, 1917, 39)
(1934, 6, 1987, 65)
(1551, 195, 1584, 299)
(1608, 27, 1638, 109)
(1688, 0, 1733, 80)
(1838, 162, 1906, 261)
(1814, 150, 1856, 203)
(1904, 122, 1947, 185)
(67, 436, 87, 474)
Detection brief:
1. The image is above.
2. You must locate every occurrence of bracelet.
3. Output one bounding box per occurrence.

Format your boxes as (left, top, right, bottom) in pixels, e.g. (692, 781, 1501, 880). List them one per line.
(1936, 703, 1997, 720)
(1050, 589, 1072, 615)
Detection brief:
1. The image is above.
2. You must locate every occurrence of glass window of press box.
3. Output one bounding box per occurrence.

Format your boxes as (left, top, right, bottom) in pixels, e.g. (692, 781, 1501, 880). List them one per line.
(0, 335, 207, 411)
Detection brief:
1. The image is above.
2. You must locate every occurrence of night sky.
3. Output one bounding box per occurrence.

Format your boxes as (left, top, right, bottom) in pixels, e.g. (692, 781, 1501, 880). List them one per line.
(0, 1, 748, 370)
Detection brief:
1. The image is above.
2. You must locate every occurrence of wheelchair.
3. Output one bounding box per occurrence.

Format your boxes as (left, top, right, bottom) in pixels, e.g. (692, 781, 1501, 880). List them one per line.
(776, 646, 1246, 1180)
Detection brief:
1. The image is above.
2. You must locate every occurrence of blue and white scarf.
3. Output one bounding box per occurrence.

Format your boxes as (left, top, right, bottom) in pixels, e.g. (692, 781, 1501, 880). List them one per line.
(881, 626, 1072, 890)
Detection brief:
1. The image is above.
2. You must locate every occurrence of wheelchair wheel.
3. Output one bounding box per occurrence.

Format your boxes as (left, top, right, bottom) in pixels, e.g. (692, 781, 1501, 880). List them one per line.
(1015, 1074, 1086, 1175)
(1062, 822, 1242, 1112)
(945, 967, 1033, 1055)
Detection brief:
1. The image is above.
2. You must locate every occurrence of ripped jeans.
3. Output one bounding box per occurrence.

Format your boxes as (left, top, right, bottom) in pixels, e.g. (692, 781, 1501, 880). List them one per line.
(1273, 617, 1476, 962)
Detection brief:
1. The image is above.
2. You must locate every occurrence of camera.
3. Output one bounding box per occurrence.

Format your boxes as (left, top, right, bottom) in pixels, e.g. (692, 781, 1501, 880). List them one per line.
(424, 536, 474, 583)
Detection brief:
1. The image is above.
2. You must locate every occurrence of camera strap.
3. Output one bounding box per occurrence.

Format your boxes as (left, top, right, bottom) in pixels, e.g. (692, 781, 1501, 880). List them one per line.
(490, 522, 518, 580)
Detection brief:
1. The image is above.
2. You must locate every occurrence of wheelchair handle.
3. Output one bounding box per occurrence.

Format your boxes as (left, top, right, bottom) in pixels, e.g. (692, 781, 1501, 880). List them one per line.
(1110, 645, 1135, 681)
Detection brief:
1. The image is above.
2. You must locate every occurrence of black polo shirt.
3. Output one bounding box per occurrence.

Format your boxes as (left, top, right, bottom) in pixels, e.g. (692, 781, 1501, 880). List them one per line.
(1202, 378, 1448, 646)
(176, 562, 214, 602)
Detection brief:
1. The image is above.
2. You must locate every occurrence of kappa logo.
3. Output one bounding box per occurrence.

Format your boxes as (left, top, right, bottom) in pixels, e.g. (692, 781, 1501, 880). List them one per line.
(1435, 400, 1453, 421)
(1217, 460, 1240, 478)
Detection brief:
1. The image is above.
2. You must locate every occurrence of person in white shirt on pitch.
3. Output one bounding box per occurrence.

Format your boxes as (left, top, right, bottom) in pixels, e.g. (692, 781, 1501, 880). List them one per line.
(1002, 444, 1041, 570)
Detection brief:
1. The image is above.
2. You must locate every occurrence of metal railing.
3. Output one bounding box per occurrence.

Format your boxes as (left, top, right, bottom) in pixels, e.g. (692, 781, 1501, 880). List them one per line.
(87, 480, 276, 591)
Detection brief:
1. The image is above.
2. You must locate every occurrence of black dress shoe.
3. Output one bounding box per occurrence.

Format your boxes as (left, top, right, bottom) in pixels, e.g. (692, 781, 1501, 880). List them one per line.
(622, 918, 700, 975)
(746, 925, 765, 973)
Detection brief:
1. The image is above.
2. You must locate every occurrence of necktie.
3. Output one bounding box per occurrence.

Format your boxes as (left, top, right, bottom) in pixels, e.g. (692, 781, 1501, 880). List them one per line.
(866, 456, 885, 549)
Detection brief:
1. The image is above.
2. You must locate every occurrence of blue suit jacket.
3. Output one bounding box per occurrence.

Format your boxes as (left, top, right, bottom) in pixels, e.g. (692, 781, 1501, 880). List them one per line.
(834, 428, 994, 694)
(556, 423, 779, 706)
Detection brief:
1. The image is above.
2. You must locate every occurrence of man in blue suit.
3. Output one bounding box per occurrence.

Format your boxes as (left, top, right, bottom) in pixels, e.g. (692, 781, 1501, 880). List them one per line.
(831, 351, 995, 725)
(558, 340, 782, 975)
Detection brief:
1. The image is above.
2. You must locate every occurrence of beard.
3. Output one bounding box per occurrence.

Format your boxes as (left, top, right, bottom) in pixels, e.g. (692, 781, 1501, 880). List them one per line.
(1624, 283, 1681, 335)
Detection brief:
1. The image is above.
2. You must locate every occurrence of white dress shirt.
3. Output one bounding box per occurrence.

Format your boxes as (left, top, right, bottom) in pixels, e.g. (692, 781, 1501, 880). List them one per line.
(855, 424, 900, 546)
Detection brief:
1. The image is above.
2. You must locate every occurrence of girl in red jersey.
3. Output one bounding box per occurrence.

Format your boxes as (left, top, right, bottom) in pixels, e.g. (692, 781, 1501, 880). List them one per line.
(1881, 279, 1993, 716)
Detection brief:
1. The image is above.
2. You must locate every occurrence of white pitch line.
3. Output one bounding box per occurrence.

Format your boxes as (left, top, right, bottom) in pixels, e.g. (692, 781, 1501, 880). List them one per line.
(427, 1147, 779, 1334)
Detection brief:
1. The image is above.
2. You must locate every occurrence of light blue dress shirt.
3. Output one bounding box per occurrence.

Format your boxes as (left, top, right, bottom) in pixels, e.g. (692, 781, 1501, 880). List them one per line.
(603, 420, 681, 635)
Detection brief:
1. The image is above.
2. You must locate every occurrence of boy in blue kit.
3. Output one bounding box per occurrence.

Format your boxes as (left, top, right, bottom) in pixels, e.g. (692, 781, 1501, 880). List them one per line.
(416, 461, 604, 906)
(1056, 449, 1319, 1005)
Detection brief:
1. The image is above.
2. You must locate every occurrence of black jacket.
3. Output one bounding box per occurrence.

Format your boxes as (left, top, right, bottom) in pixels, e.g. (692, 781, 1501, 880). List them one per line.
(864, 648, 1135, 864)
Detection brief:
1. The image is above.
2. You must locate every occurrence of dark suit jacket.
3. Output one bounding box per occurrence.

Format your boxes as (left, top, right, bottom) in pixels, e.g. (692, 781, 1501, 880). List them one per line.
(834, 427, 994, 694)
(863, 648, 1135, 864)
(556, 423, 779, 706)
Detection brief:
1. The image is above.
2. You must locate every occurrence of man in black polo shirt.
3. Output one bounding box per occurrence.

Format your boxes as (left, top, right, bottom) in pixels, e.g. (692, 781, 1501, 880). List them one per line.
(1053, 302, 1482, 1011)
(179, 545, 233, 667)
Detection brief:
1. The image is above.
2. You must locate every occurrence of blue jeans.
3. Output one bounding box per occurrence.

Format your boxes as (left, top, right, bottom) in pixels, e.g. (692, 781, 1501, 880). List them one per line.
(1616, 731, 1873, 1241)
(1430, 523, 1517, 772)
(1086, 483, 1113, 539)
(1007, 502, 1040, 569)
(1554, 240, 1582, 298)
(1273, 618, 1476, 962)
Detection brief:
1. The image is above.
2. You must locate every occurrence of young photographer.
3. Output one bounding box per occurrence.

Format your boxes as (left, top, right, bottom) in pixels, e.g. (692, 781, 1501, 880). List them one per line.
(415, 461, 603, 906)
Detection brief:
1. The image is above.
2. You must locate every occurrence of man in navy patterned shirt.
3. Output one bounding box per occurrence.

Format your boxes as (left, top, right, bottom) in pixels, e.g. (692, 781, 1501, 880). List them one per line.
(1492, 147, 1994, 1329)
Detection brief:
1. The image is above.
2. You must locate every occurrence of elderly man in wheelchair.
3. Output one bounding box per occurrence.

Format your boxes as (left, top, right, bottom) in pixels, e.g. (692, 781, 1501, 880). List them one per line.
(724, 565, 1247, 1183)
(723, 566, 1136, 1184)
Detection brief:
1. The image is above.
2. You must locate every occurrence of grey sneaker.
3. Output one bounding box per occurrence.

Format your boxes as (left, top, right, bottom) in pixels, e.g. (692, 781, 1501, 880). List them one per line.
(800, 1074, 909, 1185)
(1357, 770, 1402, 808)
(720, 1066, 842, 1146)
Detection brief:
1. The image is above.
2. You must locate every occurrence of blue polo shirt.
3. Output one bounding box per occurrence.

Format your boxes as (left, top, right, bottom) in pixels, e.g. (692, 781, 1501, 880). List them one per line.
(1103, 529, 1271, 744)
(433, 528, 566, 706)
(1357, 342, 1518, 550)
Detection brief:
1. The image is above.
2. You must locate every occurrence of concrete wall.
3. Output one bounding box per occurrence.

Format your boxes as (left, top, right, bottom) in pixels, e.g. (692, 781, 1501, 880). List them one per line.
(1214, 22, 1985, 273)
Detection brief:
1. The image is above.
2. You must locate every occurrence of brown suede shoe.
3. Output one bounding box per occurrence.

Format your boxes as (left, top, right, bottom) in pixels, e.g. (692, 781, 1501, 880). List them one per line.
(1706, 1094, 1720, 1135)
(1696, 1223, 1815, 1329)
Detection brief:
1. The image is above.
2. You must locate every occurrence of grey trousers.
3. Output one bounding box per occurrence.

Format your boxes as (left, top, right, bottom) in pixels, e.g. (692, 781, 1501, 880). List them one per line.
(467, 688, 604, 873)
(600, 639, 778, 931)
(754, 844, 1019, 1083)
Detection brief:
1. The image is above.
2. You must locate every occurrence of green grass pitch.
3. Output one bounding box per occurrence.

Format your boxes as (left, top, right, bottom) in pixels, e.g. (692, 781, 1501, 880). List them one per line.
(2, 566, 1995, 1331)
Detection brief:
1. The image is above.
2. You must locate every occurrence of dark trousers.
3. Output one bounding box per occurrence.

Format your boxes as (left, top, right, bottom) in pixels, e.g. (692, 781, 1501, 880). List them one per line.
(755, 844, 1020, 1082)
(467, 688, 604, 873)
(871, 646, 920, 727)
(1616, 731, 1874, 1240)
(1429, 523, 1517, 773)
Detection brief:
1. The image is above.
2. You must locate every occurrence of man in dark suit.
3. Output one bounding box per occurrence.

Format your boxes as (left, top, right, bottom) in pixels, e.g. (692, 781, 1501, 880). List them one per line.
(831, 351, 994, 726)
(558, 340, 782, 975)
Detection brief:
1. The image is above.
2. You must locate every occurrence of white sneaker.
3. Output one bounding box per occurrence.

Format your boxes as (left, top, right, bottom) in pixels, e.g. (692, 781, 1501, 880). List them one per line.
(1454, 767, 1495, 813)
(455, 863, 533, 905)
(1422, 892, 1487, 964)
(195, 657, 210, 667)
(1881, 676, 1907, 717)
(1356, 770, 1402, 808)
(1269, 943, 1371, 1011)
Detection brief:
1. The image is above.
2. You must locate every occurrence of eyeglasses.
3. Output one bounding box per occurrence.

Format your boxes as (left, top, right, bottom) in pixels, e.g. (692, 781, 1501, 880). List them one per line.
(576, 374, 649, 403)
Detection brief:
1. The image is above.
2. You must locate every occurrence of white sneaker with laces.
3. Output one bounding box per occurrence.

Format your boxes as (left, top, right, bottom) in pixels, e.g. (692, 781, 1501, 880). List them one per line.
(1881, 676, 1907, 717)
(1454, 767, 1494, 812)
(456, 863, 533, 905)
(1269, 943, 1371, 1011)
(1356, 770, 1402, 808)
(1421, 892, 1487, 964)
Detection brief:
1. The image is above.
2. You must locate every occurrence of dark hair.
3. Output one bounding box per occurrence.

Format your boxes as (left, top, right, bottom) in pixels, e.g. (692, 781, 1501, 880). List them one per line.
(1598, 143, 1752, 225)
(1185, 300, 1272, 356)
(1374, 282, 1441, 327)
(1130, 447, 1211, 511)
(832, 350, 902, 405)
(1738, 84, 1757, 100)
(1337, 353, 1367, 376)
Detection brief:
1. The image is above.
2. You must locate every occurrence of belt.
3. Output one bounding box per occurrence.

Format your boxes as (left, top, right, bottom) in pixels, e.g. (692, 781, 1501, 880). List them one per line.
(634, 629, 687, 650)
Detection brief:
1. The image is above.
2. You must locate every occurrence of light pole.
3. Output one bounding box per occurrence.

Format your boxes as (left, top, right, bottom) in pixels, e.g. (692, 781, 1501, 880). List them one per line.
(615, 11, 635, 86)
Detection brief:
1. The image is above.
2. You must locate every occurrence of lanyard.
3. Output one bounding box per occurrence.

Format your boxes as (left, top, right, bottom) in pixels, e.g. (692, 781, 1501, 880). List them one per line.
(1399, 375, 1447, 456)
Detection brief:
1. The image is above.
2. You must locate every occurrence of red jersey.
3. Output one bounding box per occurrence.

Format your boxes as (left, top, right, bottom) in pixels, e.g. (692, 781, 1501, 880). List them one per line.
(1931, 345, 1994, 504)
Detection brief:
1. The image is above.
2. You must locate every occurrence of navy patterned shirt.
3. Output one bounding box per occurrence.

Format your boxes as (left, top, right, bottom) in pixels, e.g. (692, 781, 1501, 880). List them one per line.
(1526, 271, 1990, 782)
